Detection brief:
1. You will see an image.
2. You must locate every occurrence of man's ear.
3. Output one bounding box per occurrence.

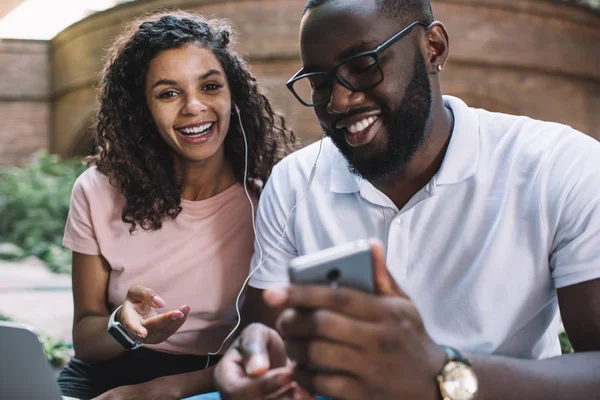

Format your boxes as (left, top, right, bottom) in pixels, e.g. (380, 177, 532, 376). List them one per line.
(424, 21, 449, 74)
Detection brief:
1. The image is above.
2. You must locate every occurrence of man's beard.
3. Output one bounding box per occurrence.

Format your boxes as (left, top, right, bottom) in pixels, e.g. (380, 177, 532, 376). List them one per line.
(327, 51, 432, 182)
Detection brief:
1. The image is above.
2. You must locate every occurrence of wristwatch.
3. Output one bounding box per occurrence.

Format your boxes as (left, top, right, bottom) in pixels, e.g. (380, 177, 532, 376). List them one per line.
(437, 345, 478, 400)
(107, 305, 143, 350)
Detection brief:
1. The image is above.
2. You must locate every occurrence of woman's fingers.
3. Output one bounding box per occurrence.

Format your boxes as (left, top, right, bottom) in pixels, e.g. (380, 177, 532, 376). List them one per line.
(139, 305, 191, 343)
(119, 302, 149, 338)
(126, 285, 166, 308)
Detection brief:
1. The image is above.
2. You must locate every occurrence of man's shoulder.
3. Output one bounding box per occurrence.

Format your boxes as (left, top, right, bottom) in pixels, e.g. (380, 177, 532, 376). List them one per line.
(278, 138, 328, 167)
(271, 138, 331, 182)
(474, 106, 589, 144)
(470, 107, 600, 191)
(474, 107, 597, 158)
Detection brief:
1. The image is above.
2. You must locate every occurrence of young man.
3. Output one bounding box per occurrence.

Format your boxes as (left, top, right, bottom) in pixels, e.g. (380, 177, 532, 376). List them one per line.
(212, 0, 600, 399)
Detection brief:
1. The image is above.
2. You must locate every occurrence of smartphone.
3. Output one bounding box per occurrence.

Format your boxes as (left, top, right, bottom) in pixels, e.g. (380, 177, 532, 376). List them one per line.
(288, 239, 374, 293)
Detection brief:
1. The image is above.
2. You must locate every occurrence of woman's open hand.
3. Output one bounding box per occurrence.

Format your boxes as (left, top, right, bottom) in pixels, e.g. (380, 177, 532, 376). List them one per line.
(117, 284, 190, 344)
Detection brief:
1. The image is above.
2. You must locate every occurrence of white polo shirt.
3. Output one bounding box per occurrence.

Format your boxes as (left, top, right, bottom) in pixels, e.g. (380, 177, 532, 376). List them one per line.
(249, 96, 600, 359)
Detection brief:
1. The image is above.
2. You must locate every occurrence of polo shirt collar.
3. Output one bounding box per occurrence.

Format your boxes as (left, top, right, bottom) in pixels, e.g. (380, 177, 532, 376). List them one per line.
(329, 95, 480, 193)
(435, 95, 480, 185)
(329, 139, 362, 193)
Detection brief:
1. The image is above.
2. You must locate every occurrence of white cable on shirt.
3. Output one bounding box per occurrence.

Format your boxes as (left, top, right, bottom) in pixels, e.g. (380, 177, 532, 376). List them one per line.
(204, 107, 325, 369)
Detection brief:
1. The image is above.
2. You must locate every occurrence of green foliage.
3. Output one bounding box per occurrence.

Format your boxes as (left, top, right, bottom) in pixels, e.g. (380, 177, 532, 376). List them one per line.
(0, 151, 87, 274)
(39, 335, 74, 368)
(559, 330, 574, 354)
(0, 243, 25, 260)
(0, 313, 12, 321)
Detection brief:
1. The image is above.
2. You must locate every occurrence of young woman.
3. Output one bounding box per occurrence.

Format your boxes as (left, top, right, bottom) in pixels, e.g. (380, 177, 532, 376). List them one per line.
(57, 11, 296, 400)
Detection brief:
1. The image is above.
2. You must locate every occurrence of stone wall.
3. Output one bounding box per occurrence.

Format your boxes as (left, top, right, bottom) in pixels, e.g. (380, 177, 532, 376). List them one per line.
(0, 39, 50, 166)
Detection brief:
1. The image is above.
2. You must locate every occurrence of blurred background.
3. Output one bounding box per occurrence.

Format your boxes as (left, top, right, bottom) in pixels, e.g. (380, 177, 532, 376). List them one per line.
(0, 0, 598, 369)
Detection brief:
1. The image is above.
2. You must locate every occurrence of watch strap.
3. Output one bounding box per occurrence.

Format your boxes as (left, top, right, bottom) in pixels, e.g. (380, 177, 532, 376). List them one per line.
(108, 304, 122, 327)
(440, 345, 471, 366)
(107, 305, 142, 350)
(437, 345, 478, 400)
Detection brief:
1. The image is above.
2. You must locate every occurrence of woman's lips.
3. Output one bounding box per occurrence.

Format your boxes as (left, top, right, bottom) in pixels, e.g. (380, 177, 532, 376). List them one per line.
(176, 123, 217, 145)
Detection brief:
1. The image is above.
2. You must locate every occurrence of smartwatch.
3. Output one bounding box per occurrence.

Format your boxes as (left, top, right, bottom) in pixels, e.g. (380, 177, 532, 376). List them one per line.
(107, 305, 143, 350)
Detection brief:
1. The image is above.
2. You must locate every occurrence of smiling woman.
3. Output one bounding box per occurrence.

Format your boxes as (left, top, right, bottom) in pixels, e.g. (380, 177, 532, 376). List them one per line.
(145, 45, 233, 168)
(55, 11, 296, 400)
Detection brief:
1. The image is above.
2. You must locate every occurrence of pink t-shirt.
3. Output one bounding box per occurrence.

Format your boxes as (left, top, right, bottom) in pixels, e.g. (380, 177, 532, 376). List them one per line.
(64, 167, 255, 355)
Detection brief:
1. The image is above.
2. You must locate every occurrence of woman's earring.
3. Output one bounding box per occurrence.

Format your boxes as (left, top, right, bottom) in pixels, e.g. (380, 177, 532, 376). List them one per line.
(437, 65, 443, 72)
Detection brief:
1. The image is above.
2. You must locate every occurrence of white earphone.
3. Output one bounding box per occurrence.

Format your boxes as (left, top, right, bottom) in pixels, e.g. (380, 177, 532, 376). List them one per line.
(204, 103, 324, 368)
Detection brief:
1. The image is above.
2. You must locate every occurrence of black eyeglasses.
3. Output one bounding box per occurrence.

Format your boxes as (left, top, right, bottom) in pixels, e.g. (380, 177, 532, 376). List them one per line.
(286, 20, 432, 107)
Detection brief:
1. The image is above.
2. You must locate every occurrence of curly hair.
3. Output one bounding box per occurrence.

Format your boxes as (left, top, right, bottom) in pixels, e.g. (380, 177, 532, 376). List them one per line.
(88, 11, 296, 232)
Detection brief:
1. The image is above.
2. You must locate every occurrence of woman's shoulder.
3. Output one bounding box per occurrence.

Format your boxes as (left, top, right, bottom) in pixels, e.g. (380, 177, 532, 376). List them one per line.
(72, 165, 120, 200)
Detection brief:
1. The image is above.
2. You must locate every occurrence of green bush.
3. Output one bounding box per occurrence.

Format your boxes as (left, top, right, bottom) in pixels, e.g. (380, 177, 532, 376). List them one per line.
(559, 330, 574, 354)
(39, 335, 74, 368)
(0, 151, 87, 274)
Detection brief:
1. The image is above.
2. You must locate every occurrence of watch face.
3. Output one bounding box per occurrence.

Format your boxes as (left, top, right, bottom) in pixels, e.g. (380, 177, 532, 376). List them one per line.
(441, 361, 479, 400)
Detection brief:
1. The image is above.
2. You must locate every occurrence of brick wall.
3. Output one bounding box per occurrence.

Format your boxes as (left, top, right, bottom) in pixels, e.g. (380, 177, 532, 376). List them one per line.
(49, 0, 600, 158)
(1, 0, 598, 164)
(0, 39, 50, 167)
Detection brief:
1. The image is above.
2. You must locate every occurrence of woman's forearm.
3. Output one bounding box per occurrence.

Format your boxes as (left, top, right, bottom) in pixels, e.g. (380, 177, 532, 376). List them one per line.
(73, 314, 127, 362)
(161, 367, 216, 399)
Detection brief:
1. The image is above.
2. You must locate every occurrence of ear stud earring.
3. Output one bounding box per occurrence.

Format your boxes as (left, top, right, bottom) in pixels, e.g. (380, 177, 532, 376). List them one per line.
(437, 65, 443, 71)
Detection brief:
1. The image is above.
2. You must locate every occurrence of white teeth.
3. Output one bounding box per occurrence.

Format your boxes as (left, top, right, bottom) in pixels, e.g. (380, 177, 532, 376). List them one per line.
(347, 116, 377, 134)
(180, 122, 213, 136)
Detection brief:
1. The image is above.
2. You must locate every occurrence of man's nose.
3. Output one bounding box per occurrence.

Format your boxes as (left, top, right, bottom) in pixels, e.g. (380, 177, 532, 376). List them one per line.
(326, 81, 365, 115)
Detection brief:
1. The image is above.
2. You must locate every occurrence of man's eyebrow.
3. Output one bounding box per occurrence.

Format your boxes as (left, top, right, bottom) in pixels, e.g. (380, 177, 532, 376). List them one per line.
(303, 41, 379, 73)
(150, 70, 222, 90)
(336, 41, 378, 61)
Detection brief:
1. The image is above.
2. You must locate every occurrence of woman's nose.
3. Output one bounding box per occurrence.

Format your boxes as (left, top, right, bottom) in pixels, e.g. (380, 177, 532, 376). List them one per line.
(181, 96, 207, 116)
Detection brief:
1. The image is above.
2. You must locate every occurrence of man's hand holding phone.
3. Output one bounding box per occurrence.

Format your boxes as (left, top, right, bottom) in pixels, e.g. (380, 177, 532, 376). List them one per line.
(267, 239, 447, 400)
(214, 239, 446, 399)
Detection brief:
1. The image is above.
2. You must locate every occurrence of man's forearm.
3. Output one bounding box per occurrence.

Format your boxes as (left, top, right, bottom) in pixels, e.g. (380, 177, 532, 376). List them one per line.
(471, 352, 600, 400)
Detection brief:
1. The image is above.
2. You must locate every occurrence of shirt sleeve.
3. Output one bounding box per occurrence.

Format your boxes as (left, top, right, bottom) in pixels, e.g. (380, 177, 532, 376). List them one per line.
(63, 170, 101, 255)
(545, 128, 600, 288)
(248, 162, 299, 289)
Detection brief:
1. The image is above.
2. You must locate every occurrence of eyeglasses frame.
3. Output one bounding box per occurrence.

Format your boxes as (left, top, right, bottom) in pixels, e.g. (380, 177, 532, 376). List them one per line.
(286, 20, 438, 107)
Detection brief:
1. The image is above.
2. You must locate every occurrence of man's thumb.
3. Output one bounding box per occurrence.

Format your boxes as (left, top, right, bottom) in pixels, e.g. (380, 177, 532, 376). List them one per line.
(370, 238, 410, 298)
